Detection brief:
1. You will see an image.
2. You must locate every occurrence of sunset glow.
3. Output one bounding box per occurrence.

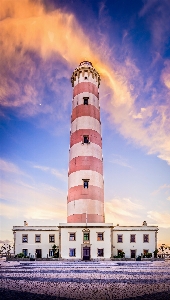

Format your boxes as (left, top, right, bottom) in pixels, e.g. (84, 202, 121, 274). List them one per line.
(0, 0, 170, 247)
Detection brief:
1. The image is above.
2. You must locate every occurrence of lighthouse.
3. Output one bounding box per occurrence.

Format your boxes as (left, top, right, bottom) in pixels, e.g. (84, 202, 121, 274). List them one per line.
(12, 62, 159, 261)
(67, 61, 104, 223)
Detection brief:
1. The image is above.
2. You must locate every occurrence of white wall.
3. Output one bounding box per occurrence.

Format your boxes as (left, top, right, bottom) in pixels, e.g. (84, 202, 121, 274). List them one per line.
(112, 226, 157, 258)
(13, 226, 59, 258)
(13, 224, 158, 260)
(60, 224, 112, 259)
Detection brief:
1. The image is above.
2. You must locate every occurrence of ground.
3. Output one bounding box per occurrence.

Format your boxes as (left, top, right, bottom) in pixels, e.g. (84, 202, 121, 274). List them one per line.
(0, 259, 170, 299)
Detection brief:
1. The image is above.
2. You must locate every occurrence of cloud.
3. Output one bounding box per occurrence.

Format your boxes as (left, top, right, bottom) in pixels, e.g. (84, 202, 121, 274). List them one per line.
(0, 159, 24, 175)
(152, 184, 170, 196)
(161, 60, 170, 89)
(147, 210, 170, 228)
(33, 164, 67, 181)
(0, 0, 170, 166)
(0, 178, 66, 221)
(139, 0, 170, 52)
(109, 154, 132, 168)
(105, 198, 144, 225)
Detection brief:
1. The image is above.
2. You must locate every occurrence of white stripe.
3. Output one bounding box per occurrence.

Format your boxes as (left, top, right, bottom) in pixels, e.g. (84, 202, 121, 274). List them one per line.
(71, 116, 101, 134)
(72, 93, 99, 110)
(69, 142, 102, 161)
(67, 199, 104, 216)
(68, 170, 104, 189)
(73, 73, 99, 87)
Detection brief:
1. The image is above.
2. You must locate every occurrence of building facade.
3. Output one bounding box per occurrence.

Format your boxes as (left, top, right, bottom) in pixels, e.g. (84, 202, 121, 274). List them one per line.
(13, 224, 59, 258)
(12, 62, 158, 260)
(13, 221, 158, 259)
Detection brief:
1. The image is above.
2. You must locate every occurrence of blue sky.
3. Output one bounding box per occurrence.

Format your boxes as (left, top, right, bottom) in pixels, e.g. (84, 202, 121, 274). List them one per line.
(0, 0, 170, 247)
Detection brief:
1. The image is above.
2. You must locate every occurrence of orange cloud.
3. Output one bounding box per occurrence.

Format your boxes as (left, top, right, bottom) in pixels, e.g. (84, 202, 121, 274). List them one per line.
(1, 178, 66, 220)
(0, 0, 170, 166)
(105, 198, 144, 225)
(147, 210, 170, 228)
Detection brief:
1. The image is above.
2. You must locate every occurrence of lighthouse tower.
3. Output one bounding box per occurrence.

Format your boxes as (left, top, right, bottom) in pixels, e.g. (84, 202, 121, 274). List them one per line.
(67, 61, 104, 223)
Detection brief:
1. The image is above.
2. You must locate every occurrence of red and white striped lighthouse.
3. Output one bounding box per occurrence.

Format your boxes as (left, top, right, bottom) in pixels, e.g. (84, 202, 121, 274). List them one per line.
(67, 61, 104, 223)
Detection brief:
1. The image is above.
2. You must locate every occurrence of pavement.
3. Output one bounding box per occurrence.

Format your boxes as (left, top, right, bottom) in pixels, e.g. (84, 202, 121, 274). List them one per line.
(0, 260, 170, 299)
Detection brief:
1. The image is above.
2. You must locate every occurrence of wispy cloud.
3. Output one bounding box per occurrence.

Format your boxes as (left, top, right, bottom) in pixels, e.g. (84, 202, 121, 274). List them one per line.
(147, 210, 170, 228)
(0, 178, 66, 221)
(105, 198, 144, 225)
(0, 159, 24, 175)
(0, 0, 170, 167)
(109, 154, 132, 168)
(151, 184, 170, 196)
(33, 165, 67, 181)
(139, 0, 170, 52)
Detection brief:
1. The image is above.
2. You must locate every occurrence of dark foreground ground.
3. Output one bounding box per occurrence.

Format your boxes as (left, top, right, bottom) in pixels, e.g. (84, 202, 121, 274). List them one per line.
(0, 260, 170, 299)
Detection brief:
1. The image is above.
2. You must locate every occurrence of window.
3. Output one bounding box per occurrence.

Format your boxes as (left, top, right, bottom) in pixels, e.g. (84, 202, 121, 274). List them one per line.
(22, 234, 28, 243)
(143, 249, 149, 255)
(49, 235, 55, 243)
(84, 233, 89, 241)
(97, 233, 104, 241)
(83, 180, 89, 189)
(49, 249, 53, 257)
(83, 135, 89, 144)
(69, 233, 76, 241)
(83, 97, 89, 105)
(117, 234, 123, 243)
(143, 234, 149, 243)
(97, 249, 104, 257)
(22, 249, 28, 257)
(35, 234, 41, 243)
(130, 234, 136, 243)
(69, 248, 76, 257)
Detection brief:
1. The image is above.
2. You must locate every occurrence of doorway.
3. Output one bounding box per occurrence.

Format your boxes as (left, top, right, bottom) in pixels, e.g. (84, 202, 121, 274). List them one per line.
(83, 246, 90, 260)
(36, 249, 42, 258)
(131, 250, 136, 258)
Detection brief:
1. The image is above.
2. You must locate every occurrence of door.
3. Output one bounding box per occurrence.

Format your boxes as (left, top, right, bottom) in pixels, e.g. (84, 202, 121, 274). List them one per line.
(83, 247, 90, 260)
(36, 249, 42, 258)
(131, 250, 136, 258)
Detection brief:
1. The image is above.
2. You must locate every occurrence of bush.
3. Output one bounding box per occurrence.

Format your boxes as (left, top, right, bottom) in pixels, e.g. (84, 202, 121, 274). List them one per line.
(153, 249, 158, 258)
(143, 253, 152, 258)
(113, 252, 125, 259)
(17, 253, 25, 258)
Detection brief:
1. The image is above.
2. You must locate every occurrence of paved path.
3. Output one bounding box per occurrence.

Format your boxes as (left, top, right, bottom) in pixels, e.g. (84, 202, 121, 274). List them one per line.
(0, 260, 170, 299)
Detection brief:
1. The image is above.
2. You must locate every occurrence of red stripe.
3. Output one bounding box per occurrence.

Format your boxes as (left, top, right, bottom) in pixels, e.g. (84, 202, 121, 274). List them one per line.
(70, 129, 102, 148)
(68, 185, 104, 203)
(73, 82, 98, 98)
(67, 213, 104, 223)
(71, 104, 100, 123)
(69, 156, 103, 175)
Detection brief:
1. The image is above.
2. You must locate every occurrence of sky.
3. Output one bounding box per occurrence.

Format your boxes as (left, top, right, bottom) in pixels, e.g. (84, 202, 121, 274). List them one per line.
(0, 0, 170, 248)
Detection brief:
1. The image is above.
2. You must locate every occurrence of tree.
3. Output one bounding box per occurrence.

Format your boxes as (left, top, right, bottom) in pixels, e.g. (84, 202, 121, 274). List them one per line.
(52, 244, 59, 258)
(158, 244, 170, 258)
(0, 244, 13, 257)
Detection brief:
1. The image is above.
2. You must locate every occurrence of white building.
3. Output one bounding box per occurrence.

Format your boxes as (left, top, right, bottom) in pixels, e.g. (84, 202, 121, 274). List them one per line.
(13, 221, 158, 259)
(13, 223, 59, 259)
(12, 62, 158, 260)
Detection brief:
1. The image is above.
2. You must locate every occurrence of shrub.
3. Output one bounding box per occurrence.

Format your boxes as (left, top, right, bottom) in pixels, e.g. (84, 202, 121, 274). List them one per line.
(17, 253, 25, 258)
